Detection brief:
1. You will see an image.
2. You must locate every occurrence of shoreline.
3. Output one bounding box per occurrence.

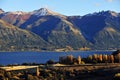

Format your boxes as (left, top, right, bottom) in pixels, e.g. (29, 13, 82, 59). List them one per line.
(0, 50, 115, 53)
(0, 49, 116, 53)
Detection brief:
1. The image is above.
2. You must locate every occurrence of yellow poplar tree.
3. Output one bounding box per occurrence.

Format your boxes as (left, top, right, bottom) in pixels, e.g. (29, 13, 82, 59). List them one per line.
(98, 54, 103, 62)
(77, 56, 81, 64)
(103, 54, 108, 63)
(110, 55, 114, 63)
(93, 54, 98, 60)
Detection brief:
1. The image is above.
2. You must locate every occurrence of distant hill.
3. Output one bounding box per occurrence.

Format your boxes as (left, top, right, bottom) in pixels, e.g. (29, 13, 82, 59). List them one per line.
(0, 8, 120, 51)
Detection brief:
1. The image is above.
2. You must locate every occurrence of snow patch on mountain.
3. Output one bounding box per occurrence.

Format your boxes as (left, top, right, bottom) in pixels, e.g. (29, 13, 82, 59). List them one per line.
(30, 8, 66, 18)
(31, 8, 47, 16)
(10, 11, 28, 15)
(0, 9, 4, 14)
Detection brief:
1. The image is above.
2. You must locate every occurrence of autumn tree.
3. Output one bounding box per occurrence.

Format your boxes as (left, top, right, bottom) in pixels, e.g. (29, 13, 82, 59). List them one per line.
(93, 54, 98, 61)
(109, 55, 114, 63)
(88, 55, 92, 60)
(117, 53, 120, 63)
(66, 55, 73, 64)
(103, 54, 108, 63)
(77, 56, 81, 64)
(98, 54, 103, 62)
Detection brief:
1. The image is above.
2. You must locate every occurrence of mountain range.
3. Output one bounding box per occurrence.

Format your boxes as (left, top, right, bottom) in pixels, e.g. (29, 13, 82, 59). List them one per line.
(0, 8, 120, 51)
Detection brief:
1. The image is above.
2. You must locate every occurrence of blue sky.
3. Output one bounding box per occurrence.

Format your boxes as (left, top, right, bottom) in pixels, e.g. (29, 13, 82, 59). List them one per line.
(0, 0, 120, 16)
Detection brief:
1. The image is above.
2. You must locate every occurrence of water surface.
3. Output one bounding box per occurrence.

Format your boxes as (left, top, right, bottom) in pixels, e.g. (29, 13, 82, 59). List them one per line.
(0, 51, 113, 65)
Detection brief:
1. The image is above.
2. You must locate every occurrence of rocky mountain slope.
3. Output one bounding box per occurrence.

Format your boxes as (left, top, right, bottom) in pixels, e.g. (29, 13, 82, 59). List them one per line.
(68, 11, 120, 49)
(0, 19, 50, 51)
(0, 8, 120, 50)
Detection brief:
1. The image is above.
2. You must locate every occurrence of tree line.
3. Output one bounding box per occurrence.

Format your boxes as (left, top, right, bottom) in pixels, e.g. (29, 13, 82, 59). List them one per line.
(59, 53, 120, 64)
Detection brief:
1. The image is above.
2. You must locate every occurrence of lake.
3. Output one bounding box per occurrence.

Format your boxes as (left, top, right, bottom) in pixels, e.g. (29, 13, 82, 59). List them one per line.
(0, 51, 114, 65)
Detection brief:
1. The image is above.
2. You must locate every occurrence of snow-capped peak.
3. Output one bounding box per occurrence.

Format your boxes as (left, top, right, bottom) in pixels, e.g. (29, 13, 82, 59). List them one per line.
(31, 8, 49, 16)
(0, 9, 4, 14)
(30, 8, 66, 18)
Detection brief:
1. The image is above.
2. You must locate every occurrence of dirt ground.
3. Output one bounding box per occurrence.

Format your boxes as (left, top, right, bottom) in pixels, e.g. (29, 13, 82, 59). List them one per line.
(50, 63, 120, 80)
